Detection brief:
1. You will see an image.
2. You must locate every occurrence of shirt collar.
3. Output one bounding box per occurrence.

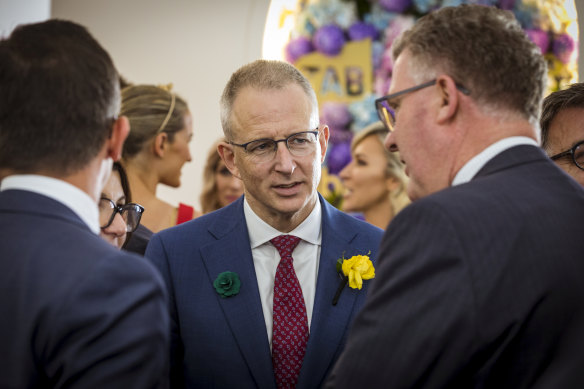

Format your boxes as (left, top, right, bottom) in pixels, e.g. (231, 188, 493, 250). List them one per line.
(452, 136, 538, 186)
(0, 174, 100, 234)
(243, 196, 322, 249)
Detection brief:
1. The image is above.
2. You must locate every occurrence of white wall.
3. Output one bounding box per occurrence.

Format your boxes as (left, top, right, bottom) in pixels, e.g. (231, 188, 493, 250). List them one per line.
(51, 0, 271, 210)
(0, 0, 50, 37)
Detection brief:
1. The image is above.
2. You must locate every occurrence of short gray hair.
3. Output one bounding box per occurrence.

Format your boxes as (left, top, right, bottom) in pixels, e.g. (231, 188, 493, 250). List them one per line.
(220, 60, 319, 139)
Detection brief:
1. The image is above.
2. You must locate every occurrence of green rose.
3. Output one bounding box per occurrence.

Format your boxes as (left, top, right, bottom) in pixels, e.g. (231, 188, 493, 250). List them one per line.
(213, 271, 241, 298)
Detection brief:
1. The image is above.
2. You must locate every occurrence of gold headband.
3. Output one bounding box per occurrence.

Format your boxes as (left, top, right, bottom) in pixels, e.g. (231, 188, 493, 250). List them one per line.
(156, 84, 176, 134)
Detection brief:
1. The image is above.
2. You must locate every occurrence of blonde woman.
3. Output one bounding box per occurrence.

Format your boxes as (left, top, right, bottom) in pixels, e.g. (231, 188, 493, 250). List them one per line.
(339, 121, 409, 229)
(200, 138, 244, 214)
(121, 84, 199, 234)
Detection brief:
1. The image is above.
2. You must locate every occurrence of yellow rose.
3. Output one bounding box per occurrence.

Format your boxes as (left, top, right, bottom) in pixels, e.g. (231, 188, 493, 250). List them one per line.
(341, 255, 375, 290)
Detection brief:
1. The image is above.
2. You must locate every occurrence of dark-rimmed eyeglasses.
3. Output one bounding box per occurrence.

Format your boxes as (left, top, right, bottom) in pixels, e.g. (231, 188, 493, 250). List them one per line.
(375, 79, 471, 132)
(550, 140, 584, 171)
(229, 129, 319, 162)
(99, 197, 144, 232)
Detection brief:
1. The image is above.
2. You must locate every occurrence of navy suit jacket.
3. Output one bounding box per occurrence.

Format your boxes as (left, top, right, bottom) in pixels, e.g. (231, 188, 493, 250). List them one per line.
(145, 194, 383, 388)
(326, 145, 584, 388)
(0, 190, 170, 388)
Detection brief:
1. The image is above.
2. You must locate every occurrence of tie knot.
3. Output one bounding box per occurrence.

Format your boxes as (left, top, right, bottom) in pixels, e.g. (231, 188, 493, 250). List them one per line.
(270, 235, 301, 258)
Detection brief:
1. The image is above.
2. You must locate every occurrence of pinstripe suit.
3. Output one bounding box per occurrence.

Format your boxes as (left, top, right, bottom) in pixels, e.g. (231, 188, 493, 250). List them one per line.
(326, 145, 584, 388)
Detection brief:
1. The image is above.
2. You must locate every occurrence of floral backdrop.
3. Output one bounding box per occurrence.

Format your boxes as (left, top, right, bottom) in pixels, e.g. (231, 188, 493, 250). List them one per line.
(272, 0, 579, 206)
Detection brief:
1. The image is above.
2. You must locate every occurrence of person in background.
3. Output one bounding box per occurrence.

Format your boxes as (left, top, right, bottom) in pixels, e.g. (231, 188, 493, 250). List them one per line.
(0, 19, 168, 388)
(326, 4, 584, 388)
(120, 84, 198, 236)
(339, 121, 409, 229)
(99, 162, 144, 249)
(146, 59, 383, 388)
(540, 82, 584, 186)
(200, 137, 244, 214)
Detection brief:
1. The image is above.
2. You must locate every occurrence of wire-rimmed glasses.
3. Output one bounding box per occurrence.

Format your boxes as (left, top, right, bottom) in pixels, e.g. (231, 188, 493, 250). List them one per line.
(99, 197, 144, 232)
(550, 140, 584, 171)
(229, 129, 319, 162)
(375, 79, 470, 132)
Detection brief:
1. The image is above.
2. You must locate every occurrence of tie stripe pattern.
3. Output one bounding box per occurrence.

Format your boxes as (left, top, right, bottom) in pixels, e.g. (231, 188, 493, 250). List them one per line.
(270, 235, 309, 388)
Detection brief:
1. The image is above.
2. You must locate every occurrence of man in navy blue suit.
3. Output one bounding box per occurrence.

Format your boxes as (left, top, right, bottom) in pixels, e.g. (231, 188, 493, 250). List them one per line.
(326, 4, 584, 388)
(145, 59, 383, 388)
(0, 20, 169, 388)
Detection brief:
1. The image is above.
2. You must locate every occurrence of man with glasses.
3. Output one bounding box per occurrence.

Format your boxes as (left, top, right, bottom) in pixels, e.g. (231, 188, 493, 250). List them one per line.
(327, 4, 584, 388)
(540, 82, 584, 187)
(0, 20, 169, 388)
(145, 59, 383, 388)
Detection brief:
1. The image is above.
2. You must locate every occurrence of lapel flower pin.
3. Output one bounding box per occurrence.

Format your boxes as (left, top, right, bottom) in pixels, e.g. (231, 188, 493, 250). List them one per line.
(332, 251, 374, 306)
(213, 271, 241, 298)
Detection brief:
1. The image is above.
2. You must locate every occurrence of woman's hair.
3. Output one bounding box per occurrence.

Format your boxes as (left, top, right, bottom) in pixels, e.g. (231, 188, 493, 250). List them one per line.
(113, 161, 131, 203)
(351, 121, 409, 214)
(120, 84, 189, 159)
(112, 161, 134, 249)
(200, 138, 225, 214)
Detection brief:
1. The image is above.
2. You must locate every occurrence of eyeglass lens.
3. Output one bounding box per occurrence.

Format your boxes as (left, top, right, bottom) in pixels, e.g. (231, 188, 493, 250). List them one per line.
(99, 198, 143, 232)
(376, 100, 395, 132)
(572, 142, 584, 169)
(245, 131, 318, 161)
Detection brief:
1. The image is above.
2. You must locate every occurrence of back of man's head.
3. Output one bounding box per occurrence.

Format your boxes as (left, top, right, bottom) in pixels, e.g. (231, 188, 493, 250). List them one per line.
(392, 4, 547, 124)
(0, 19, 119, 176)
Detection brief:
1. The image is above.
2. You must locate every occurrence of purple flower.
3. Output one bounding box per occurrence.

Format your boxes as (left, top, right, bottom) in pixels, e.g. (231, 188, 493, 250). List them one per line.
(329, 125, 354, 144)
(285, 36, 314, 63)
(498, 0, 516, 10)
(553, 34, 576, 64)
(348, 22, 379, 41)
(525, 29, 550, 54)
(313, 24, 346, 56)
(322, 102, 352, 128)
(379, 0, 412, 13)
(326, 141, 352, 175)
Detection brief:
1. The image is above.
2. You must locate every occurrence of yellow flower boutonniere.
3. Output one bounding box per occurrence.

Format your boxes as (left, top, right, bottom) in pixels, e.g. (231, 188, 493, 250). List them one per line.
(332, 251, 375, 306)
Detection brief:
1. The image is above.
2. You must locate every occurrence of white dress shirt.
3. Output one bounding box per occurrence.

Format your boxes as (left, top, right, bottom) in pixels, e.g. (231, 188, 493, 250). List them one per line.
(243, 197, 322, 348)
(452, 136, 538, 186)
(0, 174, 100, 234)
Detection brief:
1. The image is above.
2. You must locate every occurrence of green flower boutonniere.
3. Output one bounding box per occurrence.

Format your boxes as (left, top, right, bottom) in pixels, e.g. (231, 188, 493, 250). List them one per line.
(213, 271, 241, 298)
(332, 251, 375, 306)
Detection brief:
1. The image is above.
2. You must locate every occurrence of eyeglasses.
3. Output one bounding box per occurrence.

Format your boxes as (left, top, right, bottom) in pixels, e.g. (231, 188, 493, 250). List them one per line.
(99, 197, 144, 232)
(550, 140, 584, 171)
(229, 129, 319, 162)
(375, 79, 471, 132)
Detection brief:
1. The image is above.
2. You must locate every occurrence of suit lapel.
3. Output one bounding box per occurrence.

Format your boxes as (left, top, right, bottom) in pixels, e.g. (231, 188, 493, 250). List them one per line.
(200, 199, 276, 389)
(297, 198, 366, 388)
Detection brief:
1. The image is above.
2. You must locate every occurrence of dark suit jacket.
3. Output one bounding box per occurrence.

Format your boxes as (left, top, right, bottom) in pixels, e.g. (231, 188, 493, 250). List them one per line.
(145, 194, 383, 388)
(0, 189, 170, 388)
(326, 145, 584, 388)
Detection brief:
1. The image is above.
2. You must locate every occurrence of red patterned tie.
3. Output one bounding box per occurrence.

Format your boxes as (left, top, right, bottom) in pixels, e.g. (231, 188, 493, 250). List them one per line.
(270, 235, 309, 388)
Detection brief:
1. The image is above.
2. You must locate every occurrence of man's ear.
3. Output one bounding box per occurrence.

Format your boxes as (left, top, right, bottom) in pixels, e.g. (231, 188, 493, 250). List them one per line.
(153, 132, 168, 158)
(436, 75, 460, 125)
(217, 142, 241, 179)
(318, 125, 330, 163)
(108, 116, 130, 161)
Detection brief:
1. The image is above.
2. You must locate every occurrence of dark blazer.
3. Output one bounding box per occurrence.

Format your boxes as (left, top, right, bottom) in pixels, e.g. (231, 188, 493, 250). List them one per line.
(0, 189, 170, 388)
(145, 194, 383, 388)
(325, 145, 584, 388)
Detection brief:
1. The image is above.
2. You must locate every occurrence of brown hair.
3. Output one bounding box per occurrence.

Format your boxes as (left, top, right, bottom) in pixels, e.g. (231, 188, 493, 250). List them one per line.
(392, 4, 547, 123)
(200, 138, 224, 214)
(120, 84, 189, 158)
(0, 19, 119, 175)
(540, 83, 584, 152)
